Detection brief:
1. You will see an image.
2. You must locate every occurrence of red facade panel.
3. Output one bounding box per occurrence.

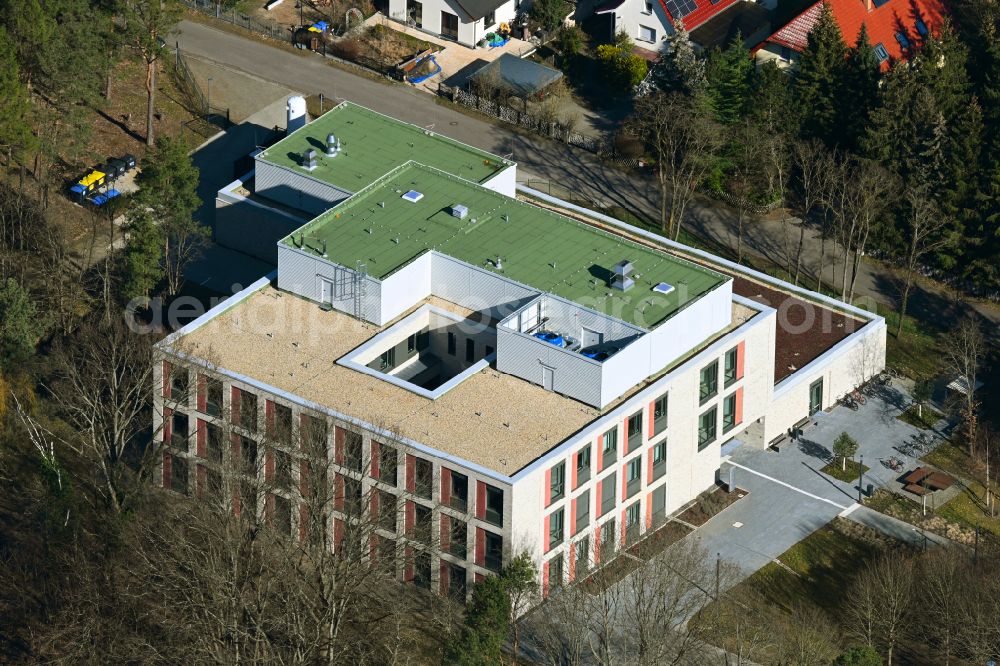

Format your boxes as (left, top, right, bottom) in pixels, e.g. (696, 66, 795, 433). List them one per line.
(231, 387, 242, 426)
(545, 467, 552, 507)
(197, 375, 207, 412)
(441, 467, 452, 505)
(406, 454, 416, 493)
(475, 527, 485, 566)
(735, 387, 744, 426)
(196, 419, 207, 458)
(736, 341, 745, 381)
(475, 480, 486, 520)
(162, 361, 171, 398)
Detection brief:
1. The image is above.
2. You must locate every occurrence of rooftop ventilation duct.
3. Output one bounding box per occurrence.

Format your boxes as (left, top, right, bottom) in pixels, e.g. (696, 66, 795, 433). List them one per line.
(286, 95, 307, 134)
(302, 148, 318, 171)
(611, 259, 634, 291)
(325, 133, 340, 157)
(451, 204, 469, 219)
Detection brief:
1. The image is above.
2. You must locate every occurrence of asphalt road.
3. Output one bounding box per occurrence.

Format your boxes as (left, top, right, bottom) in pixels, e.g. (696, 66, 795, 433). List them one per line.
(172, 18, 1000, 327)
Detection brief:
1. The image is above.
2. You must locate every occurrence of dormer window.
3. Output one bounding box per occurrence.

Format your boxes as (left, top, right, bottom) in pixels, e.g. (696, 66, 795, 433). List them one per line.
(874, 43, 889, 63)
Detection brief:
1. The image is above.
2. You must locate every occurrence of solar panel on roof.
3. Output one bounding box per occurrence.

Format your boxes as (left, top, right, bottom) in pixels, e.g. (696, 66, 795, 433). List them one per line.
(664, 0, 696, 18)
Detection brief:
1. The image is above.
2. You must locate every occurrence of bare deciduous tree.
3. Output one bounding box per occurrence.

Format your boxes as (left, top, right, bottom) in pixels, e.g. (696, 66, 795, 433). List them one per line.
(845, 554, 913, 665)
(895, 186, 954, 337)
(943, 318, 983, 455)
(630, 93, 723, 241)
(790, 139, 835, 287)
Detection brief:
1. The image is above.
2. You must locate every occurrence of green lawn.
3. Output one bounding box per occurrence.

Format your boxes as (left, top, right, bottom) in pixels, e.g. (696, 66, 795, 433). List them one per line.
(821, 459, 869, 483)
(877, 307, 946, 380)
(897, 404, 943, 430)
(697, 518, 898, 621)
(923, 443, 1000, 537)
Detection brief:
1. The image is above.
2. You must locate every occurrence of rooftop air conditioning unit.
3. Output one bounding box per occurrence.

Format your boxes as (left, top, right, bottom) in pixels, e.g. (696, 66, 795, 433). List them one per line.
(451, 204, 469, 219)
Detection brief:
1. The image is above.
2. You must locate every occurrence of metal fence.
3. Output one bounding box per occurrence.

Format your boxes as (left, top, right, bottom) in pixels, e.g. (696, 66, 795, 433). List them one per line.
(441, 85, 601, 153)
(181, 0, 292, 42)
(169, 45, 233, 135)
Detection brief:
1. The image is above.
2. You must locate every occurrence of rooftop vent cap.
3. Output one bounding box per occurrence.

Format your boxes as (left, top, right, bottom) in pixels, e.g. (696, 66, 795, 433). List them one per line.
(652, 282, 675, 295)
(613, 259, 633, 277)
(401, 190, 424, 203)
(302, 148, 318, 171)
(451, 204, 469, 219)
(325, 133, 339, 157)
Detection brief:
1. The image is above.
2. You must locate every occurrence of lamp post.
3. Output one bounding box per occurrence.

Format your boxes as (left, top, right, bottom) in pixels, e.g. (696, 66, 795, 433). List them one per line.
(858, 455, 864, 503)
(207, 77, 213, 116)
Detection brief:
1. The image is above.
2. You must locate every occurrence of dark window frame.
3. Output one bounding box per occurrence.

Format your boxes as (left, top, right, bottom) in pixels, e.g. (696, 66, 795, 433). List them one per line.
(700, 360, 719, 404)
(698, 407, 717, 450)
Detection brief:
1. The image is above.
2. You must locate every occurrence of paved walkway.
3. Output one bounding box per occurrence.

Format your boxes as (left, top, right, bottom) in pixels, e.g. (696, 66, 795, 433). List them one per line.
(171, 19, 1000, 329)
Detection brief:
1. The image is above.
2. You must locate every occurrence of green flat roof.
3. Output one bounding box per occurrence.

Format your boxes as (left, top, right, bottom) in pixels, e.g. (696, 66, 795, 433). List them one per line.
(283, 163, 727, 328)
(257, 101, 508, 189)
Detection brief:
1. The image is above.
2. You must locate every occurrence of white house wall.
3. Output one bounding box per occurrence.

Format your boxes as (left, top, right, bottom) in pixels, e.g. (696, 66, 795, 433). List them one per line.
(764, 320, 887, 443)
(482, 162, 517, 198)
(380, 253, 434, 324)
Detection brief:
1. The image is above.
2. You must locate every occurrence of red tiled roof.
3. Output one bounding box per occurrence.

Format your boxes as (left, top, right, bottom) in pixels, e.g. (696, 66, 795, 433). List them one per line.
(658, 0, 743, 32)
(759, 0, 948, 69)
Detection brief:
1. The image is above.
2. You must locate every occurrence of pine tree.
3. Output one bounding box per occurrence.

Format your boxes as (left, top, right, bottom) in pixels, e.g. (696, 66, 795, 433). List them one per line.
(0, 26, 33, 160)
(121, 209, 165, 305)
(749, 59, 795, 134)
(792, 4, 848, 144)
(705, 31, 752, 124)
(0, 277, 44, 368)
(648, 21, 707, 97)
(840, 24, 881, 150)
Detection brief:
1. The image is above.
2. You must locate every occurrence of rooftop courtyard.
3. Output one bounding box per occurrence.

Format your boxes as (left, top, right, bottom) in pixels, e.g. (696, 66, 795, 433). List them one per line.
(257, 101, 509, 189)
(282, 163, 728, 329)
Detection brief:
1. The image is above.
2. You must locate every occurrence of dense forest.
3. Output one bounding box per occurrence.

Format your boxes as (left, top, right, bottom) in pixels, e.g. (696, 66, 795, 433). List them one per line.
(629, 2, 1000, 306)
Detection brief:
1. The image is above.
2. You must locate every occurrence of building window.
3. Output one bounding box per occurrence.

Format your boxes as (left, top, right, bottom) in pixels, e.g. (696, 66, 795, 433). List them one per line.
(273, 449, 292, 491)
(344, 430, 363, 472)
(651, 485, 667, 527)
(450, 470, 469, 511)
(414, 504, 432, 544)
(344, 476, 363, 515)
(270, 403, 292, 444)
(575, 489, 590, 533)
(724, 346, 738, 387)
(465, 338, 475, 363)
(698, 407, 717, 450)
(170, 368, 188, 402)
(627, 411, 643, 452)
(625, 502, 640, 544)
(548, 553, 564, 590)
(484, 484, 504, 527)
(916, 18, 928, 36)
(379, 490, 397, 531)
(809, 378, 823, 415)
(204, 466, 222, 497)
(780, 45, 793, 61)
(414, 552, 432, 589)
(550, 462, 566, 503)
(380, 347, 395, 370)
(575, 536, 590, 577)
(205, 377, 223, 417)
(601, 426, 618, 469)
(576, 445, 591, 485)
(652, 440, 666, 480)
(484, 9, 495, 27)
(700, 360, 718, 404)
(448, 563, 467, 601)
(273, 494, 292, 536)
(414, 457, 433, 499)
(638, 24, 656, 42)
(723, 393, 738, 432)
(896, 31, 910, 50)
(874, 43, 889, 62)
(171, 412, 189, 449)
(643, 0, 652, 12)
(378, 444, 398, 486)
(239, 436, 258, 474)
(626, 458, 641, 498)
(407, 333, 417, 353)
(238, 390, 258, 432)
(447, 332, 456, 356)
(485, 531, 503, 572)
(600, 517, 616, 560)
(548, 508, 565, 550)
(448, 516, 467, 557)
(600, 474, 616, 516)
(652, 393, 668, 436)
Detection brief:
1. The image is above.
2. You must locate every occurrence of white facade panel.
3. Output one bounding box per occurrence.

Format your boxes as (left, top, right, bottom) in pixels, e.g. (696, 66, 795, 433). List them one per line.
(379, 253, 434, 324)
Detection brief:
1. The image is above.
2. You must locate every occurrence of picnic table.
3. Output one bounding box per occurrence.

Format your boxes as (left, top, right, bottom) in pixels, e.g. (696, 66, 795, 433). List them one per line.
(901, 466, 954, 494)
